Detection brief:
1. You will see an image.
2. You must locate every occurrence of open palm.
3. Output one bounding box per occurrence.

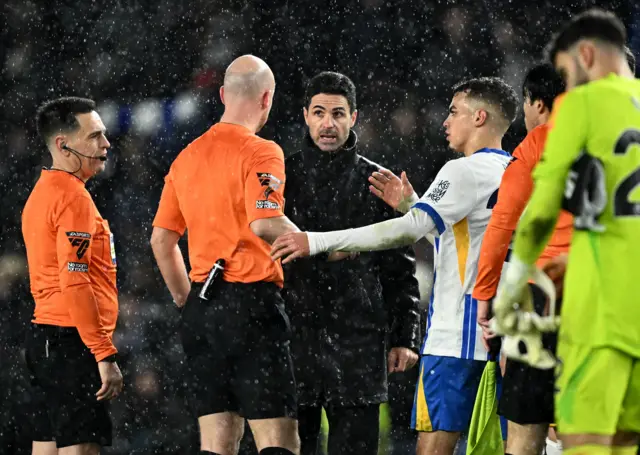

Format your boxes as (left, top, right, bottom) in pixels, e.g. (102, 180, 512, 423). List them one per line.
(368, 169, 414, 211)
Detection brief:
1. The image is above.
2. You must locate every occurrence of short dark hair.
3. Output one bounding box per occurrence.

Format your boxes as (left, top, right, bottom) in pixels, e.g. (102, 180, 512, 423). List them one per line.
(545, 9, 627, 64)
(452, 77, 518, 126)
(625, 45, 636, 75)
(304, 72, 357, 113)
(36, 96, 97, 145)
(522, 63, 566, 111)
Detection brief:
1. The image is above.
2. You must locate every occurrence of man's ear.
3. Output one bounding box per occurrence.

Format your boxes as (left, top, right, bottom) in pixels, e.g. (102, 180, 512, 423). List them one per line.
(535, 99, 547, 115)
(303, 107, 309, 126)
(55, 136, 67, 154)
(577, 40, 596, 70)
(219, 86, 226, 105)
(261, 90, 272, 110)
(350, 109, 358, 127)
(474, 109, 488, 127)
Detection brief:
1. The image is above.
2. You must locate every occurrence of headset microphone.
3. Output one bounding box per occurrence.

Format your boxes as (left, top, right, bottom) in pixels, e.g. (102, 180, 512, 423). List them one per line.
(62, 144, 107, 162)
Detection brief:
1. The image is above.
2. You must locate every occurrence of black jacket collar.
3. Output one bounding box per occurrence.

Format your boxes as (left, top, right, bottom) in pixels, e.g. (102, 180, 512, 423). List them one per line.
(301, 130, 358, 171)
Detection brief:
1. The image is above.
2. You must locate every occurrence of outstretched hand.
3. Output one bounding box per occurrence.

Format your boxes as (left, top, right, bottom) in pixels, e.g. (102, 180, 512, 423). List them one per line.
(368, 169, 414, 211)
(271, 232, 311, 264)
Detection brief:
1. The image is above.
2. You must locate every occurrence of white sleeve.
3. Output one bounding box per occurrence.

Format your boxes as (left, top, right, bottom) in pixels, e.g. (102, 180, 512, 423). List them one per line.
(307, 207, 436, 255)
(411, 159, 477, 234)
(401, 193, 436, 245)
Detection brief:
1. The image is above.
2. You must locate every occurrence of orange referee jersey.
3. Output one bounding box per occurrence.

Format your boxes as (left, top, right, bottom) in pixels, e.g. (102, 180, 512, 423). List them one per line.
(473, 123, 573, 301)
(152, 122, 286, 286)
(21, 169, 118, 361)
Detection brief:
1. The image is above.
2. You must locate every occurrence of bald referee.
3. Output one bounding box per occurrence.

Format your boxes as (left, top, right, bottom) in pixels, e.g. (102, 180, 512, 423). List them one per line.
(151, 55, 302, 455)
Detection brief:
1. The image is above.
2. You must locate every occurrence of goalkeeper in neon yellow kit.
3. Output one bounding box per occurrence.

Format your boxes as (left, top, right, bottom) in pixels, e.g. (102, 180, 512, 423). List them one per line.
(494, 9, 640, 455)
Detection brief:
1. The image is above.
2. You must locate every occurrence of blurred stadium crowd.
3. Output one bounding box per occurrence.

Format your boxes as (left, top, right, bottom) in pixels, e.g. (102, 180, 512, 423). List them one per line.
(1, 1, 638, 453)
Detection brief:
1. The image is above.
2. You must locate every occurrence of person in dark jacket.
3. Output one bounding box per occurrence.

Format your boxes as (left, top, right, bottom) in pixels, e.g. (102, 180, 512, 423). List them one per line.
(282, 71, 421, 455)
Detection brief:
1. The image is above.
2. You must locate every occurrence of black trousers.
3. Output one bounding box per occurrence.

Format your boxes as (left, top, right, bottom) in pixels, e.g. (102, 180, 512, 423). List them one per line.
(298, 403, 380, 455)
(388, 370, 419, 455)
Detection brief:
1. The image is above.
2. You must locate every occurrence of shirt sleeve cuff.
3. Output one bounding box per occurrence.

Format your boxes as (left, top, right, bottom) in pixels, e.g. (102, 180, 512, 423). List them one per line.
(307, 232, 324, 256)
(151, 220, 186, 236)
(398, 192, 420, 214)
(95, 347, 118, 362)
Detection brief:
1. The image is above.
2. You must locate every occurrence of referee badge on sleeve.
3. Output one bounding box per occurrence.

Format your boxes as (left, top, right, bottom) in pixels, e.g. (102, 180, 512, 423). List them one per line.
(256, 172, 282, 209)
(66, 231, 91, 259)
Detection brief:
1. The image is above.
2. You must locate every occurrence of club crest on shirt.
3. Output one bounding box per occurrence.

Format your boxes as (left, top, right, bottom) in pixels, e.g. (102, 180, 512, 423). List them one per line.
(426, 180, 450, 204)
(66, 231, 91, 260)
(257, 172, 282, 200)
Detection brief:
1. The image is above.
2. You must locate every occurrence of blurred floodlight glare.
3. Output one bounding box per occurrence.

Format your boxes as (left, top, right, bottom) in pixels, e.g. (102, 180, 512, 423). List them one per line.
(173, 91, 200, 124)
(131, 99, 163, 136)
(97, 100, 120, 135)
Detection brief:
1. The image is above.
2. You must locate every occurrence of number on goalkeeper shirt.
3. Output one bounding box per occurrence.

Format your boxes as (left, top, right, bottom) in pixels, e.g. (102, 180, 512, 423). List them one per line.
(613, 129, 640, 217)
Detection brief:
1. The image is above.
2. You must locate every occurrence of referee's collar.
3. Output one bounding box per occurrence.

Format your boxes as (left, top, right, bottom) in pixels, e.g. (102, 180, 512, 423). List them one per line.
(41, 167, 86, 185)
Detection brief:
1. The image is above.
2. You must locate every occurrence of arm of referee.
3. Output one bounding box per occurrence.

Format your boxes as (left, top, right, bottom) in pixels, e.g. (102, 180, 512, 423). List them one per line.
(473, 145, 535, 302)
(151, 172, 190, 307)
(247, 143, 300, 244)
(513, 93, 584, 265)
(57, 195, 117, 362)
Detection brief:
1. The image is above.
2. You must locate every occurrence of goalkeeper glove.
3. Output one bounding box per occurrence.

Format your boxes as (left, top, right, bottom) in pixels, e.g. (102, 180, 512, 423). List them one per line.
(492, 256, 561, 370)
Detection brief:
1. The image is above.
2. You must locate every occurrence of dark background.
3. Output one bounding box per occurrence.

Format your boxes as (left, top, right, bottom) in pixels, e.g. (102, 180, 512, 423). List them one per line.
(1, 1, 638, 453)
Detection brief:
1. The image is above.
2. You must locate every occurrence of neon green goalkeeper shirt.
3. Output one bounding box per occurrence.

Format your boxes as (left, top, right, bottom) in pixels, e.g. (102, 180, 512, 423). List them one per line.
(512, 73, 640, 357)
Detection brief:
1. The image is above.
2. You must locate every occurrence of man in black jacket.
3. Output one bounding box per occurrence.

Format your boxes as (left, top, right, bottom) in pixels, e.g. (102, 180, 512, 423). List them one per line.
(282, 71, 421, 455)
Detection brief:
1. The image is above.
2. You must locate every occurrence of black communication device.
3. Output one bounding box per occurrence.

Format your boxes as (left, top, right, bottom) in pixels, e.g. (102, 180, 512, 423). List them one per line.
(199, 259, 225, 301)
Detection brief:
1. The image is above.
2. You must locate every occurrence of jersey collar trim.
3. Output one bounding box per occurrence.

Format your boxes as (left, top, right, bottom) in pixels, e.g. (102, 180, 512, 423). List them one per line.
(474, 147, 510, 157)
(42, 167, 86, 186)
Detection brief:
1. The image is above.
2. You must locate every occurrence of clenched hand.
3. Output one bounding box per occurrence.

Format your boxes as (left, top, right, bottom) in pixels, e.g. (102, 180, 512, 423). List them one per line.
(477, 299, 498, 351)
(388, 347, 419, 374)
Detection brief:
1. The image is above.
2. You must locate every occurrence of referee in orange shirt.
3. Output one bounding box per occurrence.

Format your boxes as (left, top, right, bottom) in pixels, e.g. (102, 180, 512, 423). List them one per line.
(151, 55, 304, 455)
(472, 64, 568, 455)
(22, 97, 123, 455)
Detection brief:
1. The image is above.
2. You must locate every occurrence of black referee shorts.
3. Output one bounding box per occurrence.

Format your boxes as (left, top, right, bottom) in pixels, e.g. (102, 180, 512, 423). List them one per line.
(498, 283, 559, 425)
(25, 324, 112, 448)
(180, 280, 297, 420)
